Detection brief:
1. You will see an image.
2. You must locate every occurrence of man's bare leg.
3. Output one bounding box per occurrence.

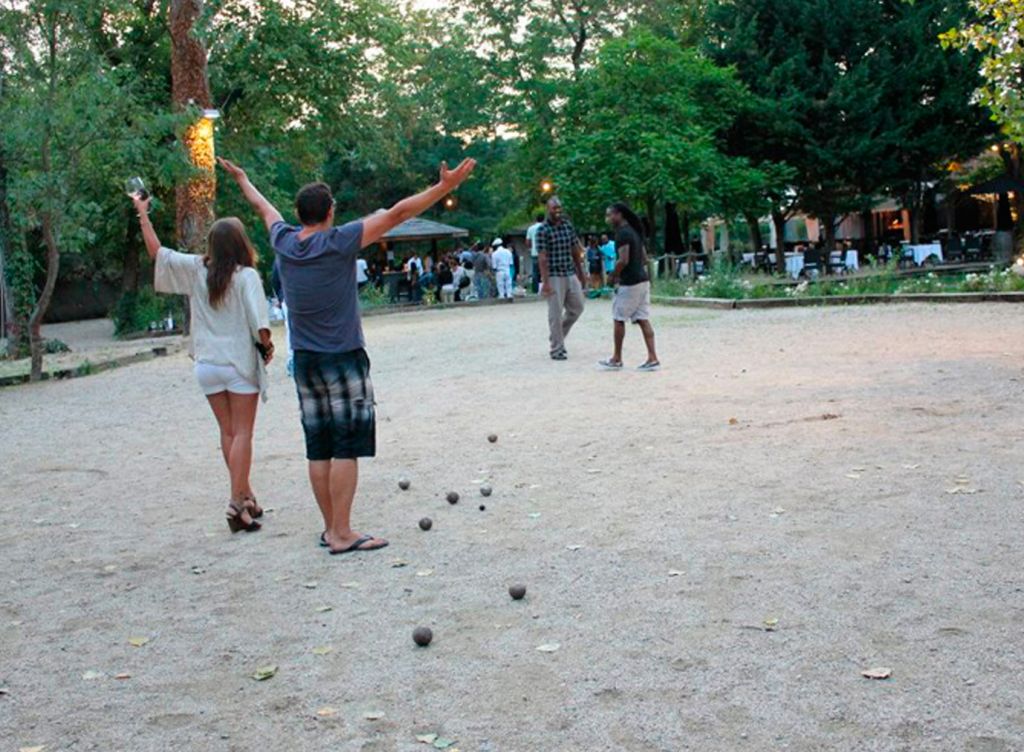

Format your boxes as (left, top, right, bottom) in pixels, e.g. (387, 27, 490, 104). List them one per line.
(324, 459, 387, 552)
(308, 460, 333, 531)
(612, 320, 626, 363)
(638, 319, 659, 364)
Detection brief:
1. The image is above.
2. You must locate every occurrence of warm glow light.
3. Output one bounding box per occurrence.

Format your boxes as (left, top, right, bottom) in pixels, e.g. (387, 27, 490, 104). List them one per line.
(443, 196, 457, 209)
(183, 113, 217, 205)
(540, 180, 554, 194)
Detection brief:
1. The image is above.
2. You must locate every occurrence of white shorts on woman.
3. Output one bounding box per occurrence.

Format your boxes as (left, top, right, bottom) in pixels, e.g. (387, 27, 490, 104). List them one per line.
(194, 361, 259, 395)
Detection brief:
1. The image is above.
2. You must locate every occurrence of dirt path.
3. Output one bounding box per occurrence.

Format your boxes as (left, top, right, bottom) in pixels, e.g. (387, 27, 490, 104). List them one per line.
(2, 300, 1023, 751)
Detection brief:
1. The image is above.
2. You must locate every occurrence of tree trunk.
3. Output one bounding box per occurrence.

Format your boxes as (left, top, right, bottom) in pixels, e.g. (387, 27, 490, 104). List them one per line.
(907, 204, 920, 245)
(27, 15, 61, 381)
(1000, 142, 1024, 252)
(122, 207, 140, 292)
(170, 0, 214, 253)
(0, 57, 11, 354)
(682, 211, 695, 280)
(644, 198, 657, 249)
(745, 212, 763, 256)
(860, 209, 873, 263)
(29, 215, 60, 381)
(771, 210, 787, 275)
(823, 211, 837, 255)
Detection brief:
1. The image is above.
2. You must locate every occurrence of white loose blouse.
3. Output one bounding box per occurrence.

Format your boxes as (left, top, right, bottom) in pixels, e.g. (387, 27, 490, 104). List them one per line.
(154, 247, 271, 401)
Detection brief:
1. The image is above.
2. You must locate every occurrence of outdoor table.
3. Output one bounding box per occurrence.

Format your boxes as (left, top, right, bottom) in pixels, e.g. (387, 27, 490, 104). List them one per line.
(756, 253, 805, 278)
(830, 250, 859, 271)
(903, 243, 943, 266)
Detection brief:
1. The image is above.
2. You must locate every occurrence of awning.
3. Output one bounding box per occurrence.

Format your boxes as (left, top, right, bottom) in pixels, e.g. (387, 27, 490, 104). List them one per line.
(379, 215, 470, 243)
(963, 175, 1024, 196)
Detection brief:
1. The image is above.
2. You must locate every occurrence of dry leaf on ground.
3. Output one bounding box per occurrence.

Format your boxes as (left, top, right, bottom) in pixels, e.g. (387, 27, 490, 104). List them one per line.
(861, 667, 892, 680)
(251, 665, 277, 681)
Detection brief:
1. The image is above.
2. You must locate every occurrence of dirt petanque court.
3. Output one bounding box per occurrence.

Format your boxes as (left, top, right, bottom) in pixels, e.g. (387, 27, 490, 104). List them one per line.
(2, 300, 1023, 751)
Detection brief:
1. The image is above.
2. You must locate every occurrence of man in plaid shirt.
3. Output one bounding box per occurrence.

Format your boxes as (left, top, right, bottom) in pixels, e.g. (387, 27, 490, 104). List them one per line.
(537, 196, 586, 360)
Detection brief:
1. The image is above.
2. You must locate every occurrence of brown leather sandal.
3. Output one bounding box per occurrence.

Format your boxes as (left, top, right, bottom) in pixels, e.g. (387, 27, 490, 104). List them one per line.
(226, 502, 261, 533)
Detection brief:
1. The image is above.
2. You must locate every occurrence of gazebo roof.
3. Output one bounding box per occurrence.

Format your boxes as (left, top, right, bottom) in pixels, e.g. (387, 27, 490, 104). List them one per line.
(964, 175, 1024, 196)
(379, 215, 469, 243)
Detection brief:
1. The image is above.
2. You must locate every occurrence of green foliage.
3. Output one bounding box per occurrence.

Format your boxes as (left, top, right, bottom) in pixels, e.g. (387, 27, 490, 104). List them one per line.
(555, 31, 752, 232)
(657, 264, 1024, 301)
(942, 1, 1024, 143)
(358, 284, 390, 310)
(708, 0, 993, 236)
(112, 287, 184, 336)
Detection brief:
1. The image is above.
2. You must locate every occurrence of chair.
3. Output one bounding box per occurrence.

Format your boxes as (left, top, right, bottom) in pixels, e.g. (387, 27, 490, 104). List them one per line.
(802, 248, 821, 278)
(944, 235, 964, 263)
(828, 250, 847, 275)
(964, 235, 982, 262)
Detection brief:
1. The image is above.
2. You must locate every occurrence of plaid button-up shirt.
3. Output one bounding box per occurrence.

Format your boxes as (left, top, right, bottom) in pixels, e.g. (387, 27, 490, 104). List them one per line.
(536, 219, 579, 277)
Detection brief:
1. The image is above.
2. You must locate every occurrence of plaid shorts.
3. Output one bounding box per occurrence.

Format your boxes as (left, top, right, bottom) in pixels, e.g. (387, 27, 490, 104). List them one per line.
(293, 348, 376, 461)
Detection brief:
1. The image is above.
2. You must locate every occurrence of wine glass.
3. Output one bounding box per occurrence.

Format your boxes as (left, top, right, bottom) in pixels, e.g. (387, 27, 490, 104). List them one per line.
(125, 176, 149, 201)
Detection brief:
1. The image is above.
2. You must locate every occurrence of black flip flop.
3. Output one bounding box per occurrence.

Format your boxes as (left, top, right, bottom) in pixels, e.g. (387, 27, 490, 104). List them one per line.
(318, 532, 328, 548)
(328, 534, 389, 555)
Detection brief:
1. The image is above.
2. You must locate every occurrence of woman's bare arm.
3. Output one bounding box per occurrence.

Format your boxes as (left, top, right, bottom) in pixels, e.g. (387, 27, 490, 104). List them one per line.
(131, 195, 160, 260)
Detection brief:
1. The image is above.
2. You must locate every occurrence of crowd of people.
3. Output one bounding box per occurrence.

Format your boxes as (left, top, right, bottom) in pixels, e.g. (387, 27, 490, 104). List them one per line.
(351, 237, 524, 304)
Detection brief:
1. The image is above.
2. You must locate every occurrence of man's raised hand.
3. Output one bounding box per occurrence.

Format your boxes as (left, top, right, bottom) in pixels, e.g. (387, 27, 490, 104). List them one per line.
(217, 157, 248, 183)
(440, 158, 477, 191)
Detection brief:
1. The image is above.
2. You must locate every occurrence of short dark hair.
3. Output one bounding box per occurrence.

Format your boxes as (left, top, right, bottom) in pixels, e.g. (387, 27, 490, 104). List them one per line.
(535, 214, 544, 223)
(295, 182, 334, 225)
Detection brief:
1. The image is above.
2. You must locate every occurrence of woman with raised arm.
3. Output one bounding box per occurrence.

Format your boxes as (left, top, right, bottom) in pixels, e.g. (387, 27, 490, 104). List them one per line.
(130, 193, 274, 533)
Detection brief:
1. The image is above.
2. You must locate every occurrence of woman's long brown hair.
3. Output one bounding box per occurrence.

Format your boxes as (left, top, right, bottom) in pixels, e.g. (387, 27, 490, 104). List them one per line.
(205, 218, 258, 308)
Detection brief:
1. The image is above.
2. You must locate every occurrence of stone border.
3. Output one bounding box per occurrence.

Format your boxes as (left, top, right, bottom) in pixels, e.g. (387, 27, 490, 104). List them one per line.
(0, 345, 178, 388)
(652, 291, 1024, 310)
(361, 295, 540, 318)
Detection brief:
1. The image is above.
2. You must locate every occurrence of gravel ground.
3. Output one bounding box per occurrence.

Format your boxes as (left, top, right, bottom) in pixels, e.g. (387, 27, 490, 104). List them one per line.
(2, 300, 1023, 752)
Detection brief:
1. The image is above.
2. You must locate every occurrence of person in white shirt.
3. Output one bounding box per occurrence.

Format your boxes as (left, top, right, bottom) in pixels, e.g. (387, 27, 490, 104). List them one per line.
(131, 192, 273, 535)
(406, 254, 423, 277)
(491, 238, 515, 300)
(356, 257, 369, 289)
(526, 214, 545, 293)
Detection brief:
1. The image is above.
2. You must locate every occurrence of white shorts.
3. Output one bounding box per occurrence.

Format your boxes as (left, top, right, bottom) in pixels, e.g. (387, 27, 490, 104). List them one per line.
(194, 362, 259, 396)
(612, 281, 651, 323)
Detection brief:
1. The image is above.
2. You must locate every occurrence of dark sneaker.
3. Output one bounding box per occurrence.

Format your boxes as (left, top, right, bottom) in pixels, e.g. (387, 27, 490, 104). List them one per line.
(550, 350, 568, 361)
(636, 360, 661, 372)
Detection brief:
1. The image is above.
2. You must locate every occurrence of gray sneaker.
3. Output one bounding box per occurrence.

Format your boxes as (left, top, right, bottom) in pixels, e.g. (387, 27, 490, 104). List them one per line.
(550, 349, 568, 361)
(598, 359, 623, 371)
(636, 361, 661, 372)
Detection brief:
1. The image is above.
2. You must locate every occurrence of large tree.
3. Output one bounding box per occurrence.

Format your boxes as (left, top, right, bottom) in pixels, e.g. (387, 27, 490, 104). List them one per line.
(1, 1, 143, 378)
(708, 0, 991, 265)
(170, 0, 214, 252)
(555, 31, 753, 248)
(942, 0, 1024, 144)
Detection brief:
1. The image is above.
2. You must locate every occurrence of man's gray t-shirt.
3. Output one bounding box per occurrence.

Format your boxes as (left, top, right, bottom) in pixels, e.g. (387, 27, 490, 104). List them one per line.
(271, 220, 365, 353)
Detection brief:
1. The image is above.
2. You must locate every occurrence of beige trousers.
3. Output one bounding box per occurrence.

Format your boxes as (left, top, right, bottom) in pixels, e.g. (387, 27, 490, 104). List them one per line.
(546, 275, 585, 354)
